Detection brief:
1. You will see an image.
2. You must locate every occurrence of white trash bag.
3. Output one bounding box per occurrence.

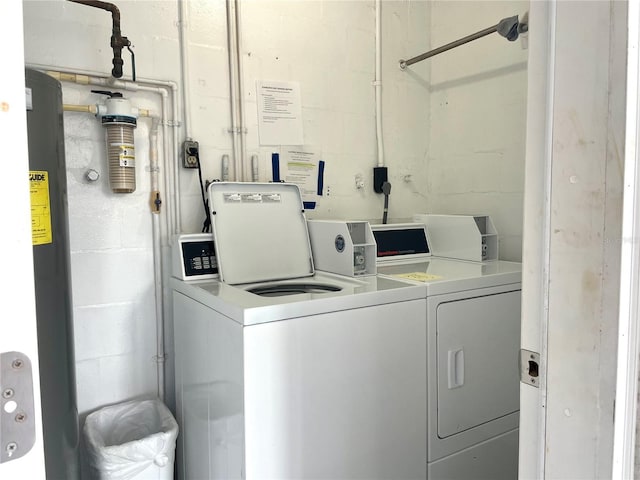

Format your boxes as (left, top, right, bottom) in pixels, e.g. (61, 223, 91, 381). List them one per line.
(84, 399, 179, 480)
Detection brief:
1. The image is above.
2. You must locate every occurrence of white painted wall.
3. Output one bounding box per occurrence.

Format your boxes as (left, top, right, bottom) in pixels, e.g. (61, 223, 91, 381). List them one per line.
(426, 0, 529, 261)
(21, 0, 527, 453)
(179, 0, 434, 227)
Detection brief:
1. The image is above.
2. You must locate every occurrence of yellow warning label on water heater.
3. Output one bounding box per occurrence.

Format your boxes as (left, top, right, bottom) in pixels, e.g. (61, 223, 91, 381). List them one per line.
(392, 272, 443, 283)
(29, 170, 52, 246)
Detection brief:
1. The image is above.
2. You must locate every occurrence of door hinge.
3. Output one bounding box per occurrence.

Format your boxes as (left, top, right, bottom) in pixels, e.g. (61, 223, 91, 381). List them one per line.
(520, 349, 540, 388)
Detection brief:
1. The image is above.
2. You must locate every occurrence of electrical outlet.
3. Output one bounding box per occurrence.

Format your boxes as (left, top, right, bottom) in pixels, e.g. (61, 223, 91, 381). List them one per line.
(183, 140, 199, 168)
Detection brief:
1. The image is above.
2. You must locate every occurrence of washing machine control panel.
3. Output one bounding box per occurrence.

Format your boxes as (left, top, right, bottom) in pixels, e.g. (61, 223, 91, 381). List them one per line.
(172, 233, 219, 280)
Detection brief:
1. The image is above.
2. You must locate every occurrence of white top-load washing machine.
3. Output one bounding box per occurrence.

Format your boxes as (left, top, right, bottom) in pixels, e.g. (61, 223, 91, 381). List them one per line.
(371, 222, 522, 480)
(171, 183, 430, 480)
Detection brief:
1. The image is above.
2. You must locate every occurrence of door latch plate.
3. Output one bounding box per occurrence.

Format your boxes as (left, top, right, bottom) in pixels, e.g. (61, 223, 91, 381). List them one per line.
(1, 351, 36, 463)
(520, 349, 540, 388)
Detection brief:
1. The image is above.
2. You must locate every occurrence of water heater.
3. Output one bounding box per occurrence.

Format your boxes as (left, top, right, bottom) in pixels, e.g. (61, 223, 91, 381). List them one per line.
(25, 68, 80, 480)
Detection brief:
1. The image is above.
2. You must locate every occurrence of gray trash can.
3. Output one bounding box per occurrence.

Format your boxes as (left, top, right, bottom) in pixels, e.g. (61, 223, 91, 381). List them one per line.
(83, 399, 178, 480)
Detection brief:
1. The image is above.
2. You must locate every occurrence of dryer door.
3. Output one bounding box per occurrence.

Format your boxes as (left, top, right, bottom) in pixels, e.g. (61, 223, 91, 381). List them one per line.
(436, 290, 521, 438)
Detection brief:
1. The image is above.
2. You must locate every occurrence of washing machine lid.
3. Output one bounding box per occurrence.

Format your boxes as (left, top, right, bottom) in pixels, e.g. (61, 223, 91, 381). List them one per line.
(208, 182, 314, 284)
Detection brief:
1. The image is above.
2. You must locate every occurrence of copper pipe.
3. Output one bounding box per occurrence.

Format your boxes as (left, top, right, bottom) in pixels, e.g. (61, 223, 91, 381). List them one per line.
(67, 0, 130, 78)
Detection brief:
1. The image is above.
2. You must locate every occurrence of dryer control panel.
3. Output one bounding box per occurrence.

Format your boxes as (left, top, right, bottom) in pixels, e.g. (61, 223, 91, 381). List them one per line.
(371, 223, 431, 263)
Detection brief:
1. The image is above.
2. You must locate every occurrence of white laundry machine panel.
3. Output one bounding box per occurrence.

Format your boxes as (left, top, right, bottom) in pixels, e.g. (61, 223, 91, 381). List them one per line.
(172, 272, 428, 480)
(243, 299, 427, 479)
(434, 290, 520, 439)
(427, 429, 519, 480)
(427, 284, 521, 464)
(173, 292, 244, 480)
(375, 253, 521, 479)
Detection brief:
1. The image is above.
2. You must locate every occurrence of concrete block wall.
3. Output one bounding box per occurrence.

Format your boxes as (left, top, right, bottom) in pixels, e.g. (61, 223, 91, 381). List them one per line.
(22, 0, 182, 420)
(425, 0, 529, 261)
(179, 0, 433, 229)
(22, 0, 527, 427)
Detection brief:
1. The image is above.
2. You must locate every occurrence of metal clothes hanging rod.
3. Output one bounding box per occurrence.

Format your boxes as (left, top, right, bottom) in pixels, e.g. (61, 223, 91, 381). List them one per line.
(399, 14, 528, 70)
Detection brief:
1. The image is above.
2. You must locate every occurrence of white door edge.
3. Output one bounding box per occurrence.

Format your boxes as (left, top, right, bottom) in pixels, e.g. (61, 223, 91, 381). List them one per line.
(612, 0, 640, 477)
(0, 0, 46, 478)
(519, 1, 557, 478)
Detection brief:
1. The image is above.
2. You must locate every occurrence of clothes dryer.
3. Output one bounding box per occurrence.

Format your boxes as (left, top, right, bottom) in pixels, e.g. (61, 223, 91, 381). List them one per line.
(171, 184, 429, 480)
(371, 223, 522, 480)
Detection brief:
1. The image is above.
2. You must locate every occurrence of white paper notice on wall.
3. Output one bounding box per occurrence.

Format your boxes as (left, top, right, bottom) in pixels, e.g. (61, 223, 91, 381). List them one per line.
(257, 80, 304, 146)
(271, 147, 324, 209)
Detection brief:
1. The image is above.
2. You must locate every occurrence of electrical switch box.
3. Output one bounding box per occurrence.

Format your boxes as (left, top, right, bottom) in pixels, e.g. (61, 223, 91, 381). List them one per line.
(373, 167, 388, 193)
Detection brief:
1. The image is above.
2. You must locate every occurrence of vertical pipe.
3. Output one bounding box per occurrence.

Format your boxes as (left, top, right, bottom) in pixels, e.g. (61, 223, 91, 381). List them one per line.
(149, 118, 165, 401)
(375, 0, 384, 167)
(66, 0, 129, 79)
(171, 83, 182, 234)
(146, 87, 174, 236)
(222, 154, 230, 181)
(235, 0, 247, 181)
(226, 0, 241, 181)
(251, 154, 259, 181)
(177, 0, 191, 231)
(178, 0, 192, 140)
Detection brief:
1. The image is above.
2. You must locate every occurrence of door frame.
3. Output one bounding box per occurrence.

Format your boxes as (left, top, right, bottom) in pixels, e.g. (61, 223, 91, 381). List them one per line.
(612, 0, 640, 476)
(518, 0, 555, 477)
(521, 0, 634, 478)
